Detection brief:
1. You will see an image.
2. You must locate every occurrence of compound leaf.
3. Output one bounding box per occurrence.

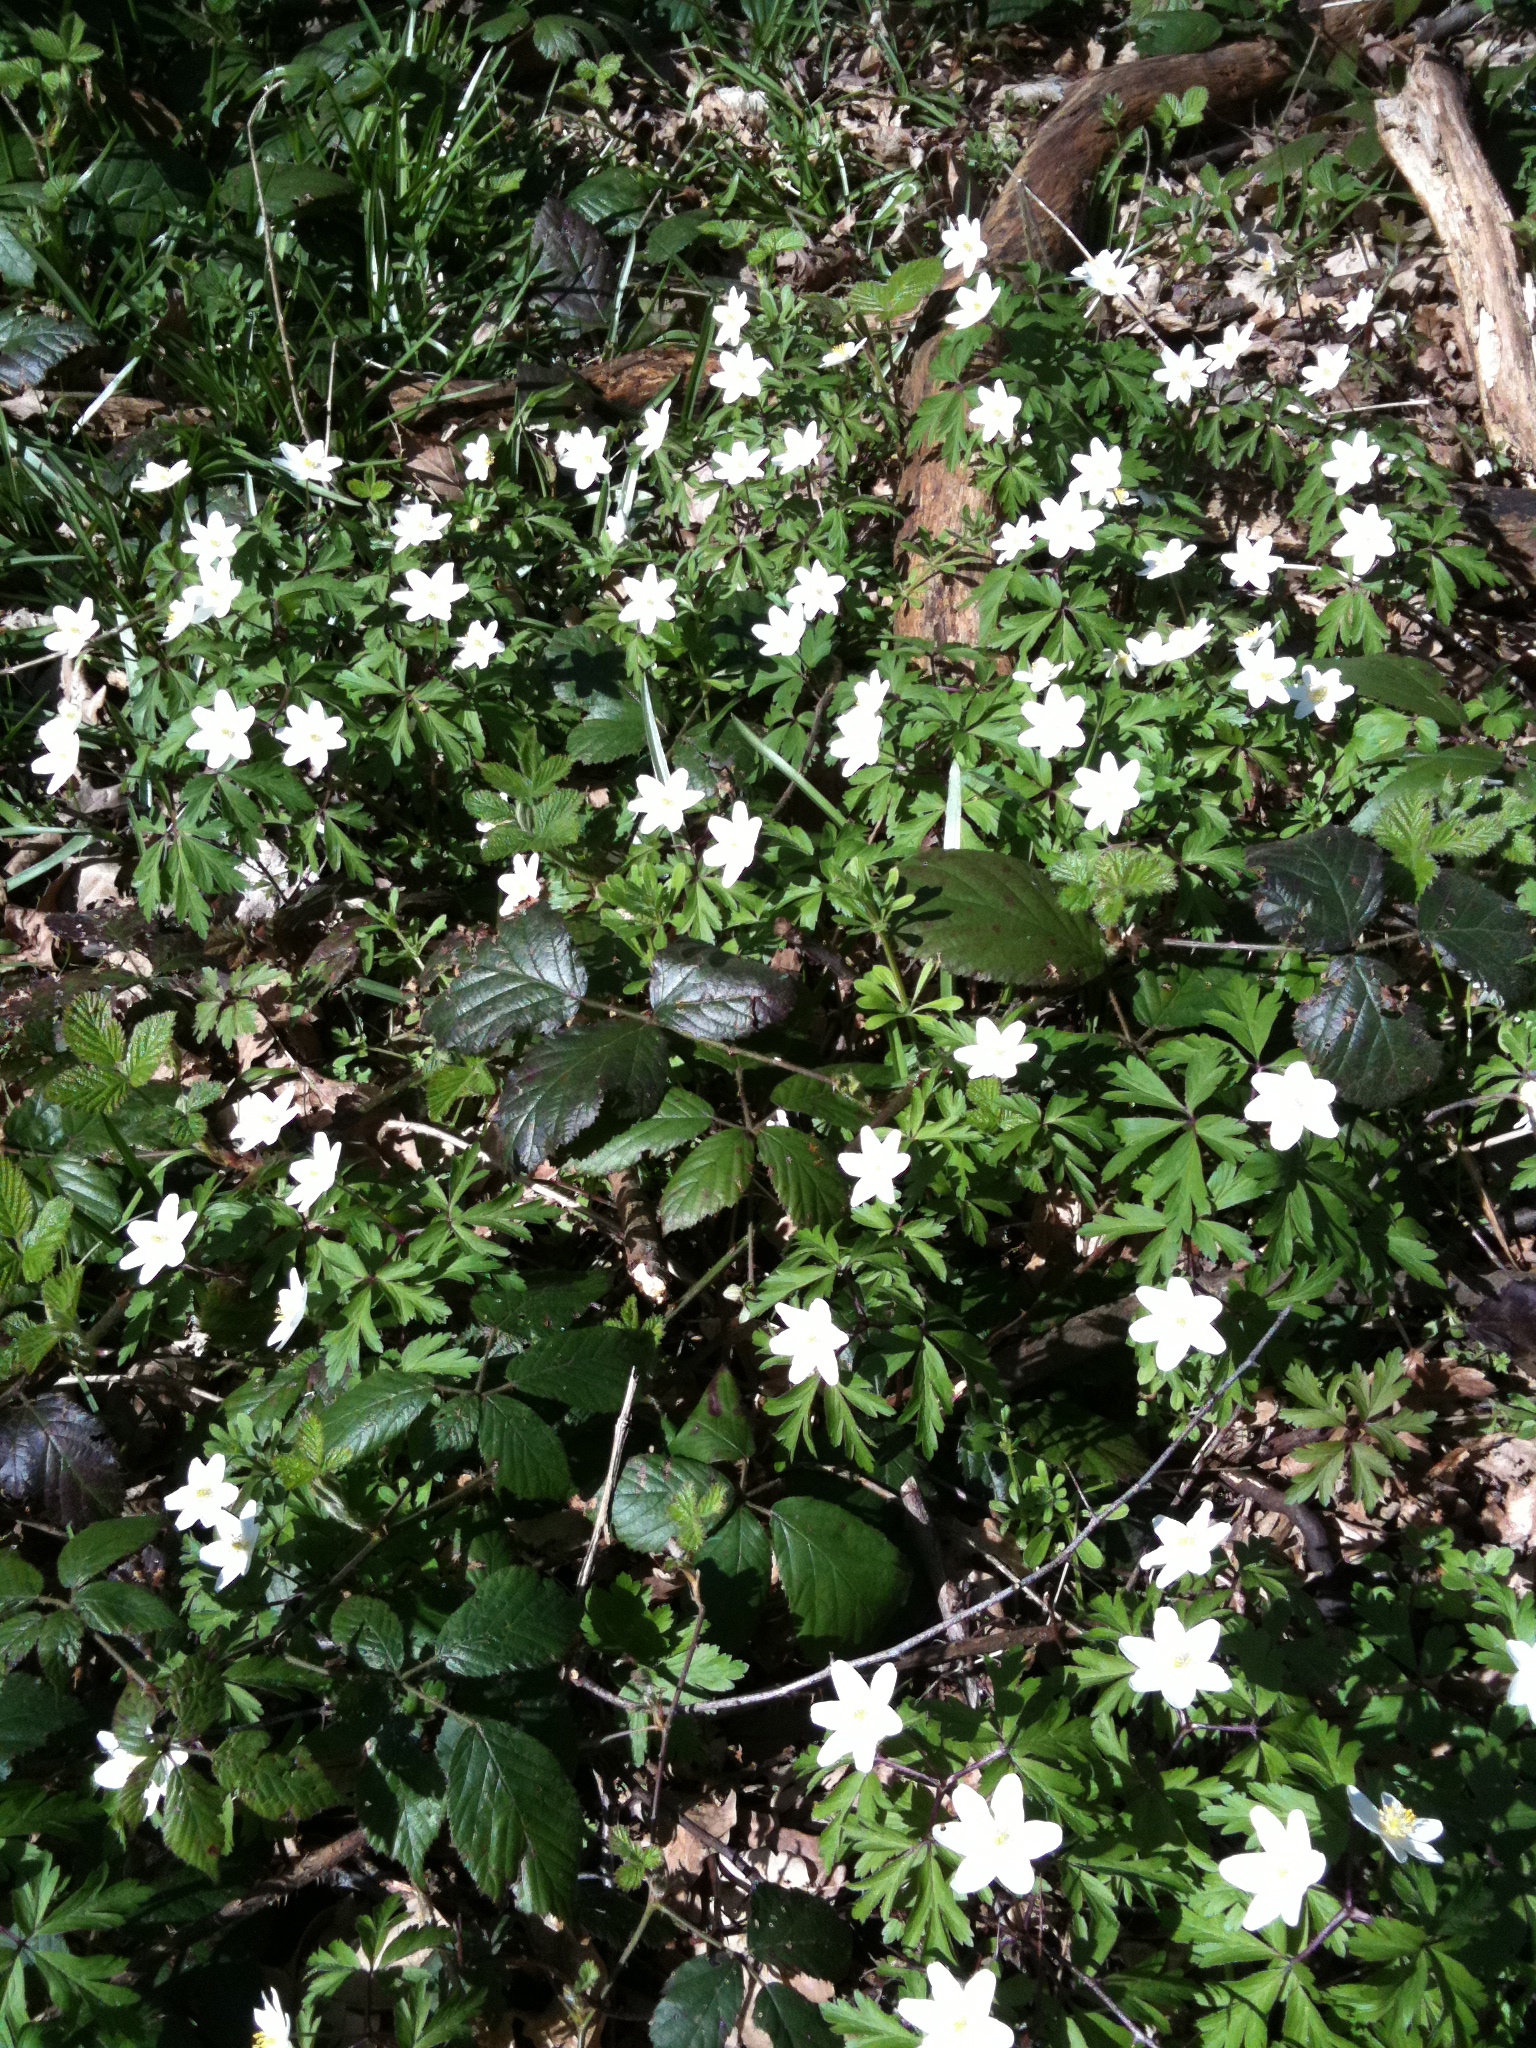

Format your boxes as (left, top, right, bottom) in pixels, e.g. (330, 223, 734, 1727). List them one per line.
(901, 851, 1104, 986)
(649, 944, 797, 1042)
(1247, 827, 1384, 952)
(1294, 954, 1443, 1109)
(425, 909, 587, 1051)
(496, 1022, 669, 1168)
(1418, 869, 1534, 1007)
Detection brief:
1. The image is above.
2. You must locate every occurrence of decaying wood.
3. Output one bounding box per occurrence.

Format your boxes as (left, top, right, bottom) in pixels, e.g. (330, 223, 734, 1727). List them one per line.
(608, 1169, 669, 1303)
(1466, 486, 1536, 583)
(581, 345, 709, 410)
(1377, 52, 1536, 473)
(895, 41, 1290, 650)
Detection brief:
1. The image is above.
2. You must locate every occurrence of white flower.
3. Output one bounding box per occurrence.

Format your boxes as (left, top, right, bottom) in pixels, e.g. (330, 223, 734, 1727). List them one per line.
(1202, 321, 1255, 372)
(200, 1501, 260, 1590)
(92, 1731, 188, 1816)
(230, 1085, 299, 1155)
(1071, 248, 1139, 300)
(992, 515, 1037, 563)
(1504, 1637, 1536, 1718)
(837, 1125, 910, 1208)
(278, 439, 342, 485)
(461, 433, 492, 482)
(769, 1297, 847, 1387)
(1231, 637, 1296, 709)
(618, 565, 678, 636)
(933, 1774, 1062, 1896)
(1218, 1806, 1328, 1931)
(186, 688, 255, 772)
(1123, 630, 1170, 675)
(1245, 1062, 1339, 1150)
(788, 560, 846, 619)
(1233, 619, 1280, 657)
(453, 624, 506, 679)
(1033, 492, 1104, 559)
(269, 1269, 308, 1351)
(1347, 1788, 1443, 1865)
(751, 604, 808, 661)
(702, 802, 760, 889)
(1331, 503, 1395, 578)
(1300, 343, 1351, 396)
(121, 1193, 197, 1285)
(709, 343, 771, 403)
(1165, 620, 1214, 662)
(1139, 1501, 1233, 1589)
(185, 560, 242, 620)
(1069, 437, 1123, 506)
(274, 699, 347, 774)
(1338, 288, 1375, 334)
(180, 511, 242, 574)
(968, 380, 1021, 445)
(1289, 663, 1354, 723)
(1129, 1277, 1226, 1373)
(44, 598, 99, 659)
(636, 400, 670, 459)
(390, 563, 469, 622)
(1019, 684, 1086, 761)
(555, 427, 611, 490)
(1119, 1606, 1231, 1710)
(954, 1017, 1037, 1082)
(390, 498, 452, 553)
(499, 854, 541, 914)
(711, 439, 768, 487)
(630, 767, 703, 835)
(1141, 537, 1196, 579)
(819, 339, 865, 367)
(776, 421, 823, 474)
(253, 1990, 294, 2048)
(945, 270, 1001, 330)
(286, 1132, 342, 1216)
(1221, 530, 1283, 595)
(1014, 657, 1067, 691)
(1068, 754, 1142, 836)
(604, 511, 628, 546)
(32, 709, 81, 794)
(713, 286, 752, 347)
(1320, 429, 1381, 495)
(164, 1453, 240, 1532)
(809, 1660, 901, 1773)
(828, 674, 888, 776)
(896, 1965, 1011, 2048)
(163, 590, 210, 643)
(941, 214, 988, 279)
(133, 459, 191, 492)
(1152, 344, 1212, 406)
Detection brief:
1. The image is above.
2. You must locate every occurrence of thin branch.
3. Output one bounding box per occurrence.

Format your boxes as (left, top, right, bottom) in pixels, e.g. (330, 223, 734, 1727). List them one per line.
(1067, 1962, 1162, 2048)
(245, 84, 308, 439)
(578, 1362, 642, 1590)
(649, 1577, 703, 1823)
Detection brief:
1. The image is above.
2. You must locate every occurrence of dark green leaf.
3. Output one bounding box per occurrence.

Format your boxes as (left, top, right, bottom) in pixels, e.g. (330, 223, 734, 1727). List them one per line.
(1247, 827, 1385, 951)
(673, 1370, 755, 1463)
(72, 1582, 180, 1637)
(649, 944, 798, 1042)
(658, 1130, 755, 1233)
(755, 1984, 838, 2048)
(0, 1553, 42, 1607)
(505, 1327, 653, 1411)
(610, 1454, 734, 1554)
(0, 1673, 81, 1756)
(358, 1720, 445, 1882)
(569, 1087, 713, 1173)
(441, 1715, 581, 1908)
(1294, 955, 1443, 1109)
(426, 910, 587, 1051)
(1418, 869, 1535, 1007)
(330, 1596, 406, 1671)
(436, 1566, 577, 1675)
(532, 193, 615, 330)
(0, 312, 91, 393)
(480, 1393, 572, 1497)
(496, 1021, 670, 1168)
(56, 1514, 160, 1588)
(323, 1371, 434, 1462)
(569, 167, 645, 221)
(756, 1126, 848, 1228)
(770, 1498, 910, 1650)
(901, 852, 1104, 986)
(846, 259, 945, 323)
(747, 1884, 853, 1982)
(697, 1508, 771, 1644)
(224, 161, 354, 216)
(1336, 654, 1466, 730)
(651, 1956, 745, 2048)
(569, 692, 647, 764)
(1134, 7, 1222, 53)
(160, 1765, 225, 1874)
(212, 1731, 332, 1821)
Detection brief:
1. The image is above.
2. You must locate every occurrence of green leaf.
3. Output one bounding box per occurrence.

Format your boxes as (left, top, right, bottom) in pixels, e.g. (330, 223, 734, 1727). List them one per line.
(845, 258, 945, 324)
(62, 993, 125, 1070)
(123, 1012, 176, 1087)
(1336, 654, 1466, 730)
(0, 1553, 42, 1607)
(569, 692, 647, 764)
(747, 1884, 854, 1983)
(0, 1673, 81, 1756)
(0, 1159, 34, 1240)
(0, 312, 91, 394)
(672, 1370, 755, 1463)
(568, 1086, 713, 1173)
(651, 1956, 745, 2048)
(1134, 7, 1222, 53)
(756, 1126, 848, 1228)
(1294, 954, 1443, 1109)
(770, 1498, 910, 1650)
(569, 167, 645, 221)
(212, 1731, 332, 1821)
(496, 1021, 670, 1168)
(160, 1766, 225, 1874)
(426, 910, 587, 1052)
(441, 1715, 581, 1908)
(504, 1326, 652, 1410)
(56, 1514, 160, 1589)
(224, 160, 354, 217)
(1247, 826, 1385, 951)
(658, 1130, 755, 1233)
(610, 1453, 734, 1554)
(330, 1596, 405, 1671)
(358, 1720, 445, 1881)
(72, 1582, 180, 1637)
(901, 851, 1105, 986)
(697, 1507, 772, 1646)
(479, 1393, 572, 1497)
(649, 944, 798, 1042)
(755, 1984, 838, 2048)
(436, 1566, 578, 1675)
(1418, 869, 1535, 1007)
(323, 1371, 434, 1462)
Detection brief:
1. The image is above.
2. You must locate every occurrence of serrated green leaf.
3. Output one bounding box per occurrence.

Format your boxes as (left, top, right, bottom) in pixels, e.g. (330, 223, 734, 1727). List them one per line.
(1336, 654, 1466, 730)
(649, 944, 798, 1042)
(756, 1125, 848, 1228)
(61, 994, 126, 1070)
(755, 1983, 838, 2048)
(901, 851, 1104, 986)
(124, 1012, 176, 1087)
(568, 1086, 713, 1173)
(651, 1956, 745, 2048)
(496, 1021, 670, 1168)
(479, 1393, 572, 1497)
(846, 258, 945, 323)
(504, 1326, 652, 1410)
(159, 1766, 226, 1874)
(0, 1160, 33, 1241)
(330, 1595, 405, 1671)
(1294, 954, 1443, 1108)
(610, 1453, 733, 1554)
(426, 909, 587, 1052)
(440, 1715, 581, 1908)
(747, 1884, 853, 1982)
(1418, 869, 1534, 1007)
(1247, 826, 1385, 951)
(73, 1581, 180, 1636)
(56, 1514, 160, 1589)
(0, 1672, 81, 1755)
(770, 1498, 910, 1651)
(436, 1566, 578, 1675)
(1134, 6, 1221, 53)
(672, 1369, 755, 1463)
(323, 1371, 434, 1462)
(658, 1129, 755, 1234)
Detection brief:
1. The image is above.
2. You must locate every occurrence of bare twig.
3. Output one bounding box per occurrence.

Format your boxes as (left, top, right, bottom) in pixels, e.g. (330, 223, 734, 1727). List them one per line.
(578, 1363, 642, 1591)
(1067, 1963, 1162, 2048)
(245, 84, 308, 439)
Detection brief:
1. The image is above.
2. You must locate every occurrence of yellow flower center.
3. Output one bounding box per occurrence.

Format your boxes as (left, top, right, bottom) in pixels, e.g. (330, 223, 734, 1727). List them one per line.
(1379, 1800, 1417, 1838)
